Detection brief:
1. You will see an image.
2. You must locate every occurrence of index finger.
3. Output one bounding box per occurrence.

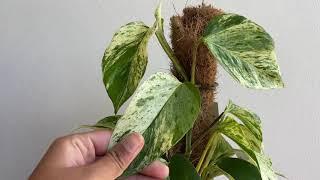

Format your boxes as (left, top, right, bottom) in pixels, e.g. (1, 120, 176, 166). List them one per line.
(84, 130, 113, 156)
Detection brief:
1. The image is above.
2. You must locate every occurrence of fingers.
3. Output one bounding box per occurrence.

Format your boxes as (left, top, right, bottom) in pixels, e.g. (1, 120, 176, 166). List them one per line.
(126, 175, 162, 180)
(84, 130, 112, 156)
(139, 161, 169, 179)
(89, 132, 144, 179)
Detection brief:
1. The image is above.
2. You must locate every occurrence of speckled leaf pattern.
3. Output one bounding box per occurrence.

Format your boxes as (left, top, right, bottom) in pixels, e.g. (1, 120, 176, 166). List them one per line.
(218, 116, 262, 153)
(203, 13, 284, 89)
(102, 21, 155, 113)
(224, 101, 263, 144)
(215, 101, 277, 180)
(108, 72, 201, 176)
(254, 152, 277, 180)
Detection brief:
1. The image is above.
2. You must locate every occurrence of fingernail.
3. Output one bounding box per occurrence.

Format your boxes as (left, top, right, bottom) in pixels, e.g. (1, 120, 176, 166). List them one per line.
(121, 132, 144, 153)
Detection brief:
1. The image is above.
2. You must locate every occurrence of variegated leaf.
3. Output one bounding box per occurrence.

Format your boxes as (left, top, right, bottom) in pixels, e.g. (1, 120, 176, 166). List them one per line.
(254, 152, 277, 180)
(215, 101, 278, 180)
(202, 13, 284, 89)
(225, 101, 263, 143)
(109, 72, 201, 176)
(102, 21, 156, 113)
(217, 116, 262, 153)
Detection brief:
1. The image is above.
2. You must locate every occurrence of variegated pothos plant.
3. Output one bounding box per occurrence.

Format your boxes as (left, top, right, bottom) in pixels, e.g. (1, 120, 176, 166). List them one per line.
(84, 2, 284, 180)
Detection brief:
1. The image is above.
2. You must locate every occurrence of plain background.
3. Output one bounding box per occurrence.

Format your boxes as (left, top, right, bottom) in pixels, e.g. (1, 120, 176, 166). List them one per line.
(1, 0, 319, 179)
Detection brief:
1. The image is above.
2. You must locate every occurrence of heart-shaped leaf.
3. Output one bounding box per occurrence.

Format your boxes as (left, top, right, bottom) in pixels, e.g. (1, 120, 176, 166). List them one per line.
(169, 154, 201, 180)
(216, 157, 262, 180)
(102, 21, 156, 113)
(202, 13, 284, 89)
(108, 72, 201, 176)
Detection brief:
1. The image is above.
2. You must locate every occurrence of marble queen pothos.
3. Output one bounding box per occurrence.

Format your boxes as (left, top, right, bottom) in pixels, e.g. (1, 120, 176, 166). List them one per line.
(83, 2, 284, 180)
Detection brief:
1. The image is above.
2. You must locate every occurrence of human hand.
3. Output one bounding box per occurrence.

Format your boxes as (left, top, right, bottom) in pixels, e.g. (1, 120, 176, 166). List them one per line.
(29, 130, 169, 180)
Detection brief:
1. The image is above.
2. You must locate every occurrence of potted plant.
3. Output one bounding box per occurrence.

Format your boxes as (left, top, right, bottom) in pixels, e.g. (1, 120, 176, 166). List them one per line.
(83, 1, 284, 179)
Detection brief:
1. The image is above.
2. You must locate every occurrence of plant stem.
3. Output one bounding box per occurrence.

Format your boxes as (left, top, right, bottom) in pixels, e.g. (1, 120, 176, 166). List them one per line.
(184, 40, 202, 158)
(155, 30, 188, 81)
(185, 130, 192, 158)
(199, 133, 218, 175)
(191, 40, 201, 83)
(191, 112, 224, 151)
(196, 132, 215, 172)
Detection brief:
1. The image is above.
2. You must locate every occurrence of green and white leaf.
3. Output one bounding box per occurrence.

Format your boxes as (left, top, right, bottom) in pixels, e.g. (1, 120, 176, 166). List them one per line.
(215, 101, 279, 179)
(102, 21, 156, 113)
(169, 154, 201, 180)
(217, 101, 263, 153)
(79, 115, 121, 130)
(218, 116, 262, 153)
(202, 13, 284, 89)
(225, 101, 263, 142)
(109, 72, 201, 176)
(254, 152, 277, 180)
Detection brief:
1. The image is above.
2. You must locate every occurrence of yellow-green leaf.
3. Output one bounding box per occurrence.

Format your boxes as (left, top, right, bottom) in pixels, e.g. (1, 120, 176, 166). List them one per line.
(203, 13, 284, 89)
(102, 21, 155, 113)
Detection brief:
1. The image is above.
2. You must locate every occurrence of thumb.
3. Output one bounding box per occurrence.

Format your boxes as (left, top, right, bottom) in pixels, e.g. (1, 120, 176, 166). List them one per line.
(88, 132, 144, 179)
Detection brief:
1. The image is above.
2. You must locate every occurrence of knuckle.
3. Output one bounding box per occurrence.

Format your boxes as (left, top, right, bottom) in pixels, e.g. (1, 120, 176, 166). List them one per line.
(52, 136, 68, 147)
(106, 150, 127, 172)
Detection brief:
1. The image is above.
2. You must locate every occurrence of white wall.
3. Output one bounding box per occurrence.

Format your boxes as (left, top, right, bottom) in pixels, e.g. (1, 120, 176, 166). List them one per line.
(0, 0, 319, 179)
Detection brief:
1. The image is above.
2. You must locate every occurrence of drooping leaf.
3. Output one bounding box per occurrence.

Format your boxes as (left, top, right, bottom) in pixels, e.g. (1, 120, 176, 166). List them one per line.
(216, 157, 262, 180)
(224, 100, 263, 144)
(169, 154, 201, 180)
(79, 115, 121, 130)
(254, 152, 277, 180)
(202, 13, 284, 89)
(102, 21, 156, 113)
(108, 72, 201, 176)
(214, 101, 279, 180)
(218, 116, 262, 153)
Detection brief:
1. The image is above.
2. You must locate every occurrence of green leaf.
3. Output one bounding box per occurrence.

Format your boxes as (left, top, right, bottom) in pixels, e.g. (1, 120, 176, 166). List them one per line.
(109, 72, 201, 176)
(102, 21, 156, 113)
(79, 115, 121, 130)
(216, 158, 262, 180)
(169, 154, 201, 180)
(202, 13, 284, 89)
